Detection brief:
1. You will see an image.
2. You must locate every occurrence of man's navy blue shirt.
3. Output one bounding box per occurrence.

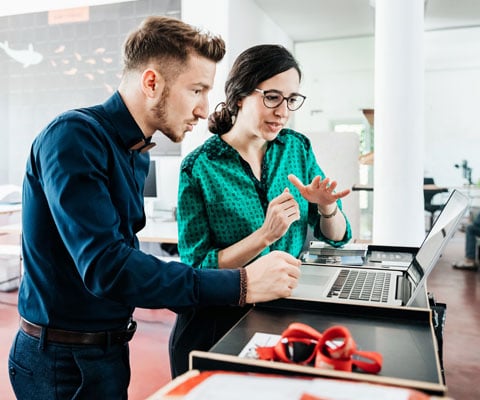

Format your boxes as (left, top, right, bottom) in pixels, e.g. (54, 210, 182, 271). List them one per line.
(19, 92, 240, 331)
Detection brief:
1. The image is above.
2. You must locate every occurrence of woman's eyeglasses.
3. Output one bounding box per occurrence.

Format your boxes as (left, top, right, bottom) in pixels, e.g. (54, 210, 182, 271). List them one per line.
(255, 88, 306, 111)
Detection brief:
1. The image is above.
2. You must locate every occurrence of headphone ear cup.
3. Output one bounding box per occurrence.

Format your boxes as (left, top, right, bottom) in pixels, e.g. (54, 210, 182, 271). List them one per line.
(282, 322, 323, 340)
(320, 326, 354, 357)
(257, 323, 383, 374)
(351, 350, 383, 374)
(315, 350, 353, 371)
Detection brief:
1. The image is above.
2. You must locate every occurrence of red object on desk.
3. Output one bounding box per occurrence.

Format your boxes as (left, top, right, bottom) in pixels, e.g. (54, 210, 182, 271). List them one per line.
(256, 322, 382, 374)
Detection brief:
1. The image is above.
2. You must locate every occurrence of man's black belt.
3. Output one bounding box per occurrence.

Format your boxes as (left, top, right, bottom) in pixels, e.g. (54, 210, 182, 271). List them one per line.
(20, 317, 137, 346)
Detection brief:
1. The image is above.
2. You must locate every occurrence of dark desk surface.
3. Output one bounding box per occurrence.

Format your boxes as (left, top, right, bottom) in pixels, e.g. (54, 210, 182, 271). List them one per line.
(193, 299, 445, 395)
(423, 185, 449, 195)
(351, 184, 374, 191)
(352, 184, 449, 193)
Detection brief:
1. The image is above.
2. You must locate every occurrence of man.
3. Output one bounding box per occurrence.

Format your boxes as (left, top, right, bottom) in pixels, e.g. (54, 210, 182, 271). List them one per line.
(8, 16, 301, 399)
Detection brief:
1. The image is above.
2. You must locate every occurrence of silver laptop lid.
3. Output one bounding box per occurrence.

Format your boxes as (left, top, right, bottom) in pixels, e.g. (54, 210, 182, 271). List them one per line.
(406, 189, 470, 306)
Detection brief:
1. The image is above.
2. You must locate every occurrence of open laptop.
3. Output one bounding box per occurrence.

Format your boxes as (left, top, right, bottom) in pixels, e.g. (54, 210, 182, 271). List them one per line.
(291, 189, 470, 307)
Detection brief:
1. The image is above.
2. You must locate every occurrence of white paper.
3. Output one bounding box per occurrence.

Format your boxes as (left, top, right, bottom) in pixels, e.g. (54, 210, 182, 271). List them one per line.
(183, 373, 414, 400)
(237, 332, 281, 359)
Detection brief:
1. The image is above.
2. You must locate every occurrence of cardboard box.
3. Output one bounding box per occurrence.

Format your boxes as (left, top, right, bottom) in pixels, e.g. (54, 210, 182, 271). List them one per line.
(147, 369, 452, 400)
(190, 298, 446, 396)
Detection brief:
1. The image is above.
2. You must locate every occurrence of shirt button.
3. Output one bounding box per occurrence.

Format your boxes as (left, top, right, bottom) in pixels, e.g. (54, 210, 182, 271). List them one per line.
(9, 367, 15, 376)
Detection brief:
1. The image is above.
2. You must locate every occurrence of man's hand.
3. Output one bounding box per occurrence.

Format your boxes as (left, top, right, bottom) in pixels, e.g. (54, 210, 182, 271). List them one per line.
(244, 250, 301, 303)
(259, 189, 300, 245)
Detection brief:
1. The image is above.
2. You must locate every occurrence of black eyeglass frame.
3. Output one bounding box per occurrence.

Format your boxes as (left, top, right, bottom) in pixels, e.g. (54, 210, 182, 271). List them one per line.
(254, 88, 306, 111)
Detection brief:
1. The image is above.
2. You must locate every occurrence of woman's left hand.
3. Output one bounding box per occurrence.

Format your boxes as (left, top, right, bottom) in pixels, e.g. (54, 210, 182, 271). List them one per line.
(287, 174, 350, 208)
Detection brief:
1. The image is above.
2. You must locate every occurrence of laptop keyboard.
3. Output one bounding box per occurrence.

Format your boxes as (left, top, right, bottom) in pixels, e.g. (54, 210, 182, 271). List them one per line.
(327, 269, 391, 303)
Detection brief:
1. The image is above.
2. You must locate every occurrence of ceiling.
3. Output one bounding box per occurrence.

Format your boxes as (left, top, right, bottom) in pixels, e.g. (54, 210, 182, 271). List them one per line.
(254, 0, 480, 42)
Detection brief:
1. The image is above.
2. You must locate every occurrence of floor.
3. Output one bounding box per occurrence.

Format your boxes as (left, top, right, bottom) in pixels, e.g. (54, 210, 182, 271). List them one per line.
(1, 230, 479, 399)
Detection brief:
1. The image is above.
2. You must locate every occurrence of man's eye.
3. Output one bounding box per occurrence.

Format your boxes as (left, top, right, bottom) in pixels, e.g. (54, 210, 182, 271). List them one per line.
(193, 89, 202, 95)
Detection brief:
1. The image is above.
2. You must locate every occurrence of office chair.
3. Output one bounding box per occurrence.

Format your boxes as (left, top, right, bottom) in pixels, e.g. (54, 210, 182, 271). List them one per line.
(423, 177, 448, 231)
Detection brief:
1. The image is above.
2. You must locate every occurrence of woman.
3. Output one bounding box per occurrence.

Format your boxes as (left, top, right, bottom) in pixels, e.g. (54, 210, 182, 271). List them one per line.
(169, 44, 352, 377)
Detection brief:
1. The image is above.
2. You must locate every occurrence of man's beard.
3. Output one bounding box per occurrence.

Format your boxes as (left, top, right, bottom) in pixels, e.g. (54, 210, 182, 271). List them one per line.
(152, 86, 184, 143)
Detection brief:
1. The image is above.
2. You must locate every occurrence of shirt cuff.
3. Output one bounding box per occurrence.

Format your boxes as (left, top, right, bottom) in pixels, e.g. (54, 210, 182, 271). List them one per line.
(197, 268, 240, 305)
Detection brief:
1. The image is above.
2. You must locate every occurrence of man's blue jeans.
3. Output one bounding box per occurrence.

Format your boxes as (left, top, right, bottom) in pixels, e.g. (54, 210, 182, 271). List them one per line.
(9, 330, 130, 399)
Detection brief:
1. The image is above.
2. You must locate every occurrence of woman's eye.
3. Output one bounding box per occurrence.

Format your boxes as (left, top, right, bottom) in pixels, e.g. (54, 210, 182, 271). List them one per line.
(266, 95, 281, 102)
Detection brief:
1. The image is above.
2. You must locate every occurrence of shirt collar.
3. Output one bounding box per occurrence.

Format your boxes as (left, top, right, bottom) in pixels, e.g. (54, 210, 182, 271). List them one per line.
(102, 91, 156, 152)
(205, 135, 237, 159)
(275, 129, 288, 144)
(205, 130, 288, 160)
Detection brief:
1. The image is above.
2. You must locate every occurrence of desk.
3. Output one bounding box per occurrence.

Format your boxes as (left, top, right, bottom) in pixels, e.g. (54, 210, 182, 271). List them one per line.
(0, 221, 178, 244)
(0, 203, 22, 215)
(0, 202, 179, 243)
(351, 184, 373, 192)
(352, 184, 449, 194)
(0, 223, 22, 236)
(352, 184, 480, 212)
(0, 209, 22, 291)
(351, 184, 450, 234)
(138, 219, 178, 244)
(423, 184, 449, 195)
(191, 299, 446, 395)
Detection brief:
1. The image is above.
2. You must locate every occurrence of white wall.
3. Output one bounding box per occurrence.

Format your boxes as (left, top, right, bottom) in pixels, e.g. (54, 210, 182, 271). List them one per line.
(294, 27, 480, 189)
(147, 0, 295, 212)
(294, 37, 375, 133)
(181, 0, 362, 237)
(424, 27, 480, 187)
(0, 0, 293, 212)
(3, 1, 479, 230)
(180, 0, 292, 156)
(308, 132, 360, 238)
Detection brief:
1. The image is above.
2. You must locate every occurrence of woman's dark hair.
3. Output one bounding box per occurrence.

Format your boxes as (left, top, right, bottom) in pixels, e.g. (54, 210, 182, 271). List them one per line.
(208, 44, 302, 134)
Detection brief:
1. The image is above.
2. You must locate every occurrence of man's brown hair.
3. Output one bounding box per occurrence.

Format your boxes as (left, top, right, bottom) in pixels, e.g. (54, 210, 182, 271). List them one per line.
(123, 16, 225, 76)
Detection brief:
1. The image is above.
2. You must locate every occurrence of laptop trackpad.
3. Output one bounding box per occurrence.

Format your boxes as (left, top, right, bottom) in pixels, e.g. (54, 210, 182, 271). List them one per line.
(300, 264, 335, 280)
(290, 266, 335, 299)
(300, 273, 332, 286)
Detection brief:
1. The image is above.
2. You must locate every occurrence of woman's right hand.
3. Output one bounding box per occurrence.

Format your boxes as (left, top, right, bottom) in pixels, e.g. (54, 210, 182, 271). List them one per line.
(260, 189, 300, 245)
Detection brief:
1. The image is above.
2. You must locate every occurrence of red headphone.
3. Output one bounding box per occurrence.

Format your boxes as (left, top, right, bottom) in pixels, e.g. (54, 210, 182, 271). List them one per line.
(256, 322, 382, 374)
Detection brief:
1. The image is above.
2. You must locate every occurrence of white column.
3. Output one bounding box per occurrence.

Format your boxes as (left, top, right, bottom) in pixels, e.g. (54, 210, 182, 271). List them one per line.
(373, 0, 425, 246)
(180, 0, 230, 156)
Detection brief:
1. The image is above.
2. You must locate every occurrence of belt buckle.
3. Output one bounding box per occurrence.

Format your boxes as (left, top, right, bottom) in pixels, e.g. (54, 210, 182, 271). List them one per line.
(125, 320, 137, 341)
(105, 319, 137, 345)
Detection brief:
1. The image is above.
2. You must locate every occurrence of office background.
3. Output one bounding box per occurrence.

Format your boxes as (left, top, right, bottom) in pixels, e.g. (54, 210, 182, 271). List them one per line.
(0, 0, 182, 184)
(1, 3, 479, 398)
(0, 0, 479, 240)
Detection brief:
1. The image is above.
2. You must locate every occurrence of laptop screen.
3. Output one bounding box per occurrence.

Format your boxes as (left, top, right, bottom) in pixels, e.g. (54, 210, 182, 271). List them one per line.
(406, 190, 470, 305)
